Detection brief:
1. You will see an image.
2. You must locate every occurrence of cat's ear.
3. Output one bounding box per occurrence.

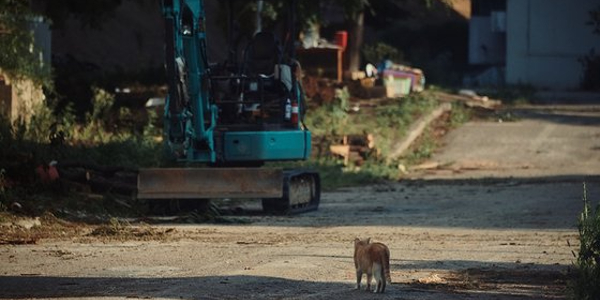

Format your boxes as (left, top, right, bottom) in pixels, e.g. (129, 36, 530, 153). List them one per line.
(366, 237, 371, 244)
(354, 237, 360, 244)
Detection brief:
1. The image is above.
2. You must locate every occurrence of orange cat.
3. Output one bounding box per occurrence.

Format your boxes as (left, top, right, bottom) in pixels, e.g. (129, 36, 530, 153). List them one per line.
(353, 237, 391, 293)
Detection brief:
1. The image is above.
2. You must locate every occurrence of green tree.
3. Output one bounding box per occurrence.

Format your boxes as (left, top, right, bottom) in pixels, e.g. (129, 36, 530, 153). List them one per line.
(0, 0, 51, 86)
(331, 0, 452, 76)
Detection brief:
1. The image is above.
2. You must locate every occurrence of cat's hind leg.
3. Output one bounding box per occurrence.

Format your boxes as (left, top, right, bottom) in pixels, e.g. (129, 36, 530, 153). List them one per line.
(373, 263, 383, 293)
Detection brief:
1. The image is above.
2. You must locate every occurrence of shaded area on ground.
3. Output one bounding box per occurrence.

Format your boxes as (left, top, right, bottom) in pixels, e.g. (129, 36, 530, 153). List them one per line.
(0, 265, 570, 300)
(510, 107, 600, 126)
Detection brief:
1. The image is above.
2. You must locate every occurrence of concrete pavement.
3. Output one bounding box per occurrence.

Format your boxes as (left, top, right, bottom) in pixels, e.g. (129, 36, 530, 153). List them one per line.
(411, 103, 600, 179)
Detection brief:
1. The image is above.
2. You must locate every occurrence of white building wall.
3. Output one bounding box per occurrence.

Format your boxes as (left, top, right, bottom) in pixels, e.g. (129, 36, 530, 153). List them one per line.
(506, 0, 600, 89)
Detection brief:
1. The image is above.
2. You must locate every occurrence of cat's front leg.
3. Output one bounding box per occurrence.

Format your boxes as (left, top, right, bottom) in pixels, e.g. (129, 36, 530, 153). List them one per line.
(366, 273, 373, 292)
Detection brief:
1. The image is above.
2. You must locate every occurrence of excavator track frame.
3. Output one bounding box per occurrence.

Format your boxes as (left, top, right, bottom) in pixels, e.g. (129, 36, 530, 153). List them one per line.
(262, 169, 321, 215)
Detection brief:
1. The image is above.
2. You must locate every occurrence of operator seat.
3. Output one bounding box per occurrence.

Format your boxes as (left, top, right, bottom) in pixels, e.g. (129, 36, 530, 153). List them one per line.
(241, 32, 291, 124)
(245, 31, 281, 76)
(244, 31, 293, 91)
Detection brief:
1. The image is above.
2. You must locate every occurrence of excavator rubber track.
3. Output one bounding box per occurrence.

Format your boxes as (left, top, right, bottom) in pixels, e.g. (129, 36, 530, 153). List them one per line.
(262, 169, 320, 215)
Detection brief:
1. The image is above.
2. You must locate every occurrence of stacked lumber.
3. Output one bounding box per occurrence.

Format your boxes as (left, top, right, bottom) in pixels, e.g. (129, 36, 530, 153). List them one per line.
(329, 133, 376, 166)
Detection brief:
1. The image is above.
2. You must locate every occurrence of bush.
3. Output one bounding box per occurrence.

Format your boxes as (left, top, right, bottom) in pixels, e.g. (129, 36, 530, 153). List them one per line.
(362, 42, 404, 65)
(0, 87, 164, 211)
(571, 182, 600, 300)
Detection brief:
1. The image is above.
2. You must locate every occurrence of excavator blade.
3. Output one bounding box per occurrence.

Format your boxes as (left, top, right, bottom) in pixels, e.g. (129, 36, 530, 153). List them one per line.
(137, 168, 283, 199)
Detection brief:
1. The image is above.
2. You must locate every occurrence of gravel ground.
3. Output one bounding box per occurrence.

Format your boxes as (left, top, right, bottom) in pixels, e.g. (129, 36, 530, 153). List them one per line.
(1, 103, 599, 299)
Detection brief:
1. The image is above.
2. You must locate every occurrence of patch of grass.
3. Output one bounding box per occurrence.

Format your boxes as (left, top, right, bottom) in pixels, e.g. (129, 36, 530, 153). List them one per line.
(305, 91, 439, 158)
(402, 128, 437, 166)
(449, 102, 472, 128)
(372, 92, 438, 157)
(300, 89, 468, 188)
(570, 182, 600, 300)
(269, 158, 398, 191)
(285, 90, 443, 190)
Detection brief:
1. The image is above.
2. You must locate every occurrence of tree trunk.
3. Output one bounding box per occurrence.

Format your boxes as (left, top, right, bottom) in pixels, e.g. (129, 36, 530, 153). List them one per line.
(346, 10, 364, 78)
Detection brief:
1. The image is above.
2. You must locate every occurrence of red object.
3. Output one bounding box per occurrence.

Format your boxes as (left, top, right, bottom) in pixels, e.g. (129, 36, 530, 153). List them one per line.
(291, 101, 299, 125)
(335, 31, 347, 50)
(36, 164, 59, 183)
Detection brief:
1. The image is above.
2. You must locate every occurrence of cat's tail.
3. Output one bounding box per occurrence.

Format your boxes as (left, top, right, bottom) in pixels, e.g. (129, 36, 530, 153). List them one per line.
(384, 247, 391, 283)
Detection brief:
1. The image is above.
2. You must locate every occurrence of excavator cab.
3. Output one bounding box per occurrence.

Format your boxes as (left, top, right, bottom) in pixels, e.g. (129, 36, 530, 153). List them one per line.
(212, 31, 297, 129)
(138, 0, 320, 214)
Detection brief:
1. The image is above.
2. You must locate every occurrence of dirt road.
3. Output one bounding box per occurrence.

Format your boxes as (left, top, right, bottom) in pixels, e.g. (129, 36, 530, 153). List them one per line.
(1, 103, 599, 299)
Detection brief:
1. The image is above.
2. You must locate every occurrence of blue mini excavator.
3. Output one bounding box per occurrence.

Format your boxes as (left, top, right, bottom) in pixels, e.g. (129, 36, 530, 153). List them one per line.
(137, 0, 320, 214)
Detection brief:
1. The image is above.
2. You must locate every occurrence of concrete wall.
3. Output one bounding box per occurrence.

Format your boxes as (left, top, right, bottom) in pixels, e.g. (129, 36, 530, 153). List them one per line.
(0, 73, 45, 122)
(506, 0, 600, 89)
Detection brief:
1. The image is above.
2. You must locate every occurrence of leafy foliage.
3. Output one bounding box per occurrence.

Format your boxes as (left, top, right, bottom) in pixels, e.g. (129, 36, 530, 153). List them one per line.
(0, 87, 163, 214)
(571, 182, 600, 300)
(449, 102, 471, 127)
(304, 88, 350, 137)
(362, 42, 403, 65)
(0, 0, 51, 86)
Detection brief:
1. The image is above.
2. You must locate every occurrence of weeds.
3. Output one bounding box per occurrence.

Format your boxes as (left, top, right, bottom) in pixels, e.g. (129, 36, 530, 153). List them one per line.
(274, 158, 394, 190)
(301, 90, 459, 188)
(301, 91, 441, 186)
(449, 102, 471, 128)
(0, 87, 163, 217)
(402, 128, 437, 166)
(570, 182, 600, 300)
